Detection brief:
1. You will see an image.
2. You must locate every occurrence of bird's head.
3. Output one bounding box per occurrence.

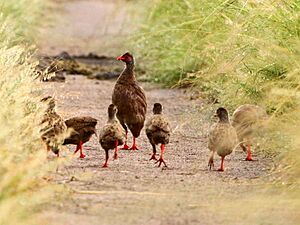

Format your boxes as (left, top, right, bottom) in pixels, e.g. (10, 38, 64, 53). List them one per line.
(116, 52, 134, 64)
(50, 144, 60, 155)
(153, 103, 163, 114)
(216, 107, 229, 122)
(108, 104, 118, 119)
(41, 96, 56, 111)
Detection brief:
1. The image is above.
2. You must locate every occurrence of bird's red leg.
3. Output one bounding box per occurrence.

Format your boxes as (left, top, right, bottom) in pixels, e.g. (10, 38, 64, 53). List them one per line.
(245, 144, 253, 161)
(129, 137, 139, 150)
(113, 140, 119, 160)
(73, 144, 80, 154)
(121, 131, 129, 150)
(155, 144, 167, 167)
(149, 144, 157, 160)
(102, 149, 109, 168)
(79, 141, 86, 158)
(217, 156, 225, 172)
(150, 154, 157, 160)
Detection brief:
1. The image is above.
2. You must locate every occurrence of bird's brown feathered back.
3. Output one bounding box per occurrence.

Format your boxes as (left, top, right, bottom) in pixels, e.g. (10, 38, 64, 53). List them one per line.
(112, 54, 147, 138)
(146, 114, 171, 145)
(208, 108, 238, 157)
(40, 97, 67, 153)
(231, 104, 267, 142)
(99, 107, 126, 150)
(63, 116, 97, 145)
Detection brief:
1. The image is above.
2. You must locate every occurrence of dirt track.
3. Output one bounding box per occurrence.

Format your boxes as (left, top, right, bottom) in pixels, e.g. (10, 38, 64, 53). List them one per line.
(37, 1, 277, 225)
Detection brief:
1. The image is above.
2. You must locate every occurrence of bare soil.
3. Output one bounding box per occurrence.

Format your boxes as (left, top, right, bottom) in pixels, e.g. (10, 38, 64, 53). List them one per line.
(37, 1, 285, 225)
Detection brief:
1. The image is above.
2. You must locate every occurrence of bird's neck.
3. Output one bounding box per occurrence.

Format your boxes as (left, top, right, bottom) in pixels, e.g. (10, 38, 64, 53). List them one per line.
(108, 115, 117, 122)
(118, 62, 136, 82)
(46, 108, 56, 114)
(219, 116, 229, 123)
(125, 61, 135, 71)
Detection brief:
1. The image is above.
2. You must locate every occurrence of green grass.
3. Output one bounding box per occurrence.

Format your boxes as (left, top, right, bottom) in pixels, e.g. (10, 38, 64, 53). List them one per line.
(133, 0, 300, 111)
(133, 1, 300, 223)
(0, 0, 56, 224)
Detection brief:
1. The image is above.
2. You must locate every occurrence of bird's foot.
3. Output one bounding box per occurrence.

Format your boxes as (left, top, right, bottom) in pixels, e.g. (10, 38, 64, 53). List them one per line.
(217, 168, 224, 172)
(113, 153, 118, 160)
(121, 144, 130, 150)
(102, 163, 108, 168)
(79, 153, 86, 159)
(245, 156, 254, 161)
(129, 144, 139, 150)
(208, 159, 214, 170)
(149, 154, 157, 161)
(155, 158, 167, 167)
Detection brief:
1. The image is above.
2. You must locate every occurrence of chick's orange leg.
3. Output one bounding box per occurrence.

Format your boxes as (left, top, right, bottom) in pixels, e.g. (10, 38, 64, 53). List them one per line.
(79, 141, 86, 158)
(149, 144, 157, 160)
(208, 151, 214, 170)
(155, 144, 167, 167)
(74, 144, 80, 154)
(121, 131, 129, 150)
(113, 140, 119, 160)
(102, 149, 109, 168)
(245, 144, 253, 161)
(150, 154, 157, 160)
(217, 156, 225, 172)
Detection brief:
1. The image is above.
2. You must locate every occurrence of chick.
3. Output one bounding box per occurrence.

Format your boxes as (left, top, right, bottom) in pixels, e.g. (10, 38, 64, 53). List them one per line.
(232, 104, 267, 161)
(145, 103, 171, 167)
(208, 107, 238, 171)
(99, 104, 126, 167)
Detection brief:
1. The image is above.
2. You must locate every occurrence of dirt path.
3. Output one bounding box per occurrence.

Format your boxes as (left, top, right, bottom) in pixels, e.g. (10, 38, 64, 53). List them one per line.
(38, 1, 276, 224)
(38, 0, 132, 56)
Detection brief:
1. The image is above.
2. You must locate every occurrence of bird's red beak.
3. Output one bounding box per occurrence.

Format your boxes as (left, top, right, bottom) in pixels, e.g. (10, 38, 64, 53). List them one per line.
(117, 56, 125, 61)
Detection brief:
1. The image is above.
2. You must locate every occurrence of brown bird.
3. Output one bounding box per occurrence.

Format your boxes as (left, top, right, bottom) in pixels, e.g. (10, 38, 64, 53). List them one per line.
(99, 104, 126, 167)
(63, 116, 97, 158)
(40, 96, 67, 157)
(231, 104, 267, 161)
(208, 107, 238, 172)
(145, 103, 171, 167)
(112, 52, 147, 150)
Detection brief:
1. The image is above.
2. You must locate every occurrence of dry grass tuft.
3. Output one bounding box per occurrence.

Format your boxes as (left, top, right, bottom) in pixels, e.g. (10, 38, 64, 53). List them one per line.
(0, 0, 59, 224)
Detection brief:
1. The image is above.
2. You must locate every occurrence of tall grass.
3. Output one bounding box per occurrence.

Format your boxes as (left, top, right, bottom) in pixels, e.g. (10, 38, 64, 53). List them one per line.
(134, 0, 300, 222)
(0, 0, 53, 224)
(134, 0, 299, 110)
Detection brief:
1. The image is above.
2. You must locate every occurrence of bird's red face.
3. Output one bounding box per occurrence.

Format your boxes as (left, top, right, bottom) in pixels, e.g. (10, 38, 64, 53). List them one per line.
(116, 52, 133, 63)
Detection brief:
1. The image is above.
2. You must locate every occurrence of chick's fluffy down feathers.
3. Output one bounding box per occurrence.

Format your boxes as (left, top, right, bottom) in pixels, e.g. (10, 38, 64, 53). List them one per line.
(146, 114, 171, 145)
(99, 120, 126, 150)
(64, 116, 97, 144)
(231, 104, 267, 142)
(208, 122, 238, 157)
(65, 117, 97, 131)
(40, 111, 67, 150)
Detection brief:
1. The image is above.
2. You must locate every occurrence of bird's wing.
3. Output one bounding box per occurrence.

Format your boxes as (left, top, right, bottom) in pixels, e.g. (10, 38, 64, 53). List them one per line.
(65, 116, 97, 131)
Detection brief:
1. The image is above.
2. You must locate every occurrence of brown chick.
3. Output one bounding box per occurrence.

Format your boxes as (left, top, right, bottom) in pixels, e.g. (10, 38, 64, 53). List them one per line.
(145, 103, 171, 167)
(208, 107, 238, 172)
(112, 52, 147, 150)
(40, 96, 67, 157)
(231, 104, 267, 161)
(99, 104, 126, 168)
(63, 116, 97, 158)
